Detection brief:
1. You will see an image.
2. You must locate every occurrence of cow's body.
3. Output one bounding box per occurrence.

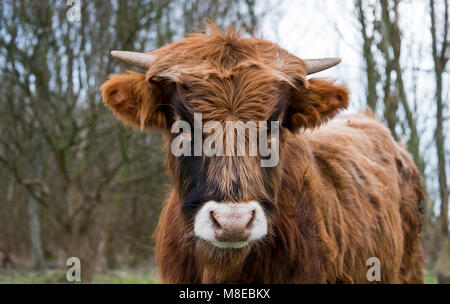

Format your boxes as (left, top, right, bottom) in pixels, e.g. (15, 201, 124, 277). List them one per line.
(155, 111, 424, 283)
(101, 25, 424, 284)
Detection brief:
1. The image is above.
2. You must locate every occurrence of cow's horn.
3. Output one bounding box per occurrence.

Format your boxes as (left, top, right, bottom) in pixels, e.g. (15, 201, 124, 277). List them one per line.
(304, 58, 341, 75)
(110, 51, 156, 69)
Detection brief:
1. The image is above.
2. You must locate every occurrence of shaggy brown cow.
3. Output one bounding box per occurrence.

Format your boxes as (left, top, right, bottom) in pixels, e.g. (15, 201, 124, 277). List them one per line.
(101, 25, 425, 283)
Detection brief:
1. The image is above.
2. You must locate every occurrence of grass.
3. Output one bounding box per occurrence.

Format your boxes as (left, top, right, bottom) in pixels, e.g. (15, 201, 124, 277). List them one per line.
(0, 268, 439, 284)
(0, 269, 159, 284)
(424, 269, 438, 284)
(93, 271, 158, 284)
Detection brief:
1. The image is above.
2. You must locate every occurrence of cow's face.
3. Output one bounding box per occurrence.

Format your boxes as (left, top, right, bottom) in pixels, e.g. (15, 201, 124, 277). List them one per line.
(101, 28, 349, 252)
(163, 64, 285, 250)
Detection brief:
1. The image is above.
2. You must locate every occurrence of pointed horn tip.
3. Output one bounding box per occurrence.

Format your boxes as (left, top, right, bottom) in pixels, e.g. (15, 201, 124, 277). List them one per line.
(110, 51, 120, 60)
(109, 50, 156, 69)
(328, 57, 341, 66)
(312, 57, 342, 65)
(110, 50, 131, 58)
(110, 50, 127, 60)
(304, 57, 342, 75)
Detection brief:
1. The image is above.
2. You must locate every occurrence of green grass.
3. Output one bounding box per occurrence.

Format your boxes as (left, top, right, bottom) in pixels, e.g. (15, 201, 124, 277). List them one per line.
(0, 268, 439, 284)
(93, 271, 158, 284)
(424, 269, 438, 284)
(0, 269, 159, 284)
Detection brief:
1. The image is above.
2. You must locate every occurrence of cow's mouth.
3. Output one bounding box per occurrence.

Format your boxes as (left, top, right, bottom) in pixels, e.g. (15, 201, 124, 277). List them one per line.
(209, 240, 249, 249)
(193, 201, 268, 248)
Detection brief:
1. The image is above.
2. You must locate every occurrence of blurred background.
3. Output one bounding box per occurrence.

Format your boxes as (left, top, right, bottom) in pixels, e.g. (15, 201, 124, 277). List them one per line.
(0, 0, 448, 283)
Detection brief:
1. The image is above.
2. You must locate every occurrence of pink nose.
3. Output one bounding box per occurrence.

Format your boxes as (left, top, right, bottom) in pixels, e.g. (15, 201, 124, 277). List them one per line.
(210, 208, 256, 242)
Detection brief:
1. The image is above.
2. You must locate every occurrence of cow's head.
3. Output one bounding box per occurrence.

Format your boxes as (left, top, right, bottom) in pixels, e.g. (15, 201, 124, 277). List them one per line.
(101, 27, 348, 255)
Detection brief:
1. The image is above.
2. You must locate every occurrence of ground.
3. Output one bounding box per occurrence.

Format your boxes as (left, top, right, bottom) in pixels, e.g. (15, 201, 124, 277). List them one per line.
(0, 268, 159, 284)
(0, 268, 438, 284)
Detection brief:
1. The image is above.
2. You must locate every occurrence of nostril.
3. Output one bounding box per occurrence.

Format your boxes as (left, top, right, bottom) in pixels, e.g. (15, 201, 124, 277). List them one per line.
(210, 211, 222, 230)
(245, 209, 256, 230)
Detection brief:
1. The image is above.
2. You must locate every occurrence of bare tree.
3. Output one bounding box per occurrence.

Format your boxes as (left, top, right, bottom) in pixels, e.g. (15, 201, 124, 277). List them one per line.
(430, 0, 449, 238)
(355, 0, 379, 112)
(430, 0, 449, 283)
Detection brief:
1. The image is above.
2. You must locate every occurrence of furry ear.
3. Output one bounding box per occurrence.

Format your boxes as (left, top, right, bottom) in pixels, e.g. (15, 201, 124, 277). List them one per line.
(101, 70, 167, 130)
(283, 78, 349, 132)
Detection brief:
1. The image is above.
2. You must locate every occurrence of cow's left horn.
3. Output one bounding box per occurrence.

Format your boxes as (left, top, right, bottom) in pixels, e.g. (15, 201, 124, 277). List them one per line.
(110, 51, 156, 69)
(304, 58, 341, 75)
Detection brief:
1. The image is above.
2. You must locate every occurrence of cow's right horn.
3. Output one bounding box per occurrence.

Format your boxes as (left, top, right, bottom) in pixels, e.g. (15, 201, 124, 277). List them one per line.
(304, 58, 341, 75)
(110, 51, 156, 69)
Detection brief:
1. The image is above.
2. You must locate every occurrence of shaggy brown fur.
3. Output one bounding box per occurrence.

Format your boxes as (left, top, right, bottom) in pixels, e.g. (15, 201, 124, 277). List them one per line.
(101, 25, 424, 283)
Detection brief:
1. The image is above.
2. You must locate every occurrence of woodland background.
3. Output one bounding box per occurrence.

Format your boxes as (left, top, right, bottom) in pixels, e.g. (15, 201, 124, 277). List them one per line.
(0, 0, 448, 283)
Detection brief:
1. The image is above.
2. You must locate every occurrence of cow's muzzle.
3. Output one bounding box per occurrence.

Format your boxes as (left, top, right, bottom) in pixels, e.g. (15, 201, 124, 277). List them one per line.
(194, 201, 267, 248)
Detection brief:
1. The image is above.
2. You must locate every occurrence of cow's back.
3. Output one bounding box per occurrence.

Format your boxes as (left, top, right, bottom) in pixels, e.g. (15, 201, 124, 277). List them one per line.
(302, 111, 424, 283)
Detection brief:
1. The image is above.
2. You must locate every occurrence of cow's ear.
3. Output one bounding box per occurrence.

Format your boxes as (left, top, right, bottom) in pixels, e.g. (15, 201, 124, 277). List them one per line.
(101, 70, 168, 130)
(283, 78, 349, 132)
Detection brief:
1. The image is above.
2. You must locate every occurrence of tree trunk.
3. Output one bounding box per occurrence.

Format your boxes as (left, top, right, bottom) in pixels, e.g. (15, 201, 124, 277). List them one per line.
(27, 194, 45, 270)
(430, 0, 449, 237)
(355, 0, 379, 112)
(27, 160, 45, 270)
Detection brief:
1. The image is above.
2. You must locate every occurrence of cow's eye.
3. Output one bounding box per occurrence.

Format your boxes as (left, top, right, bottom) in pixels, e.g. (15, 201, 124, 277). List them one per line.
(180, 83, 189, 92)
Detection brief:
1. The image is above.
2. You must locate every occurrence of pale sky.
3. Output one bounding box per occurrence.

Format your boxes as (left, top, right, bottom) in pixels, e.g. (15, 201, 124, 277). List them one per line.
(261, 0, 435, 112)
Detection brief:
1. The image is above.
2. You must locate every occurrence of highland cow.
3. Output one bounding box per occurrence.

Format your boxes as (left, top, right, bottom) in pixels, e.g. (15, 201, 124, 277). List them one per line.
(101, 25, 424, 283)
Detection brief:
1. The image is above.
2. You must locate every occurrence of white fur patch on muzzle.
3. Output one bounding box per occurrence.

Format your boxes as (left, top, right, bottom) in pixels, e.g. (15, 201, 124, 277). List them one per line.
(194, 200, 268, 248)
